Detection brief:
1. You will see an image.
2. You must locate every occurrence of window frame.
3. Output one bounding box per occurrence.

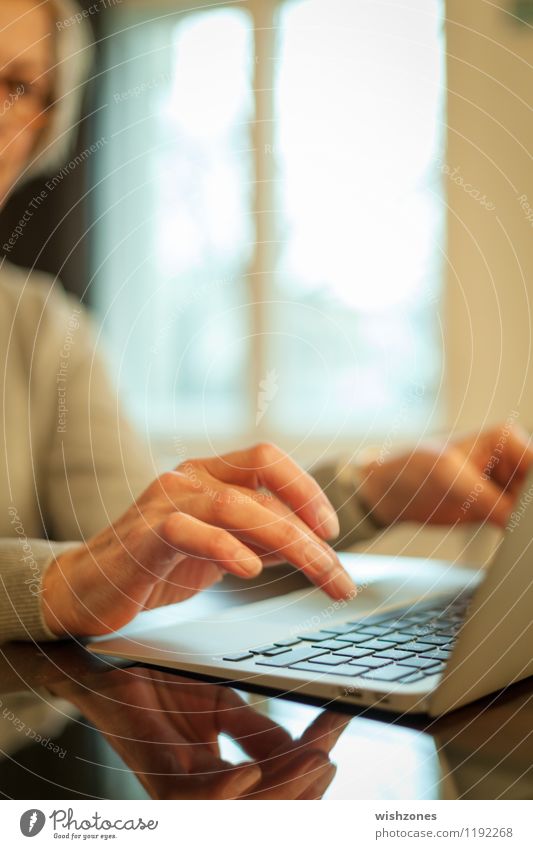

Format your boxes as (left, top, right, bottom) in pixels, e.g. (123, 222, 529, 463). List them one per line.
(94, 0, 445, 466)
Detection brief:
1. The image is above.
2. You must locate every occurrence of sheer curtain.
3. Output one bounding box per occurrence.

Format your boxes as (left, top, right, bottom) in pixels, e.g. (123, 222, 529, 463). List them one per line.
(91, 0, 445, 462)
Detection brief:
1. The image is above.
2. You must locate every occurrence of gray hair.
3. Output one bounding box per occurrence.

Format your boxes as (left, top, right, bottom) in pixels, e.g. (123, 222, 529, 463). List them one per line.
(25, 0, 95, 180)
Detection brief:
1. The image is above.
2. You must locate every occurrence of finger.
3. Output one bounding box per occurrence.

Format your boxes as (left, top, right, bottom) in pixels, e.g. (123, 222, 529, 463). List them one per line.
(142, 558, 223, 607)
(160, 761, 262, 800)
(457, 426, 533, 490)
(447, 455, 515, 527)
(491, 428, 533, 490)
(203, 491, 356, 599)
(214, 687, 295, 759)
(197, 443, 340, 540)
(159, 512, 263, 579)
(205, 762, 262, 799)
(246, 751, 332, 800)
(297, 763, 337, 799)
(297, 710, 351, 755)
(232, 489, 338, 564)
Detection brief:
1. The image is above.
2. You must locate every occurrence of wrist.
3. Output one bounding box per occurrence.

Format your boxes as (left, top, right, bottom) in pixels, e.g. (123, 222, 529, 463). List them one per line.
(355, 460, 392, 528)
(41, 549, 80, 637)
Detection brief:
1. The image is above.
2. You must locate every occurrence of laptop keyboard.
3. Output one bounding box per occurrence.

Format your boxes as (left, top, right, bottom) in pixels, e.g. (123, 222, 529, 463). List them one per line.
(222, 591, 473, 685)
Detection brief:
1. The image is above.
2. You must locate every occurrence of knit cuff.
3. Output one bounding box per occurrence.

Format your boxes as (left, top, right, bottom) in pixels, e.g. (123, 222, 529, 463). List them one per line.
(0, 539, 77, 643)
(311, 460, 382, 550)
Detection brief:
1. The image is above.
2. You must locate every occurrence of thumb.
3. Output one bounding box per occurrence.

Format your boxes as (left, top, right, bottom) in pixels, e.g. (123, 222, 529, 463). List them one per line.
(453, 463, 514, 527)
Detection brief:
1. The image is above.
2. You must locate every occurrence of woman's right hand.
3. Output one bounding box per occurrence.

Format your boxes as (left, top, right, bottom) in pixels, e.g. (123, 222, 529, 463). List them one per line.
(42, 443, 357, 638)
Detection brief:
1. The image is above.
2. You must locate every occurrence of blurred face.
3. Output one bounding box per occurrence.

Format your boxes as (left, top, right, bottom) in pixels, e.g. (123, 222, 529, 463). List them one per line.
(0, 0, 55, 207)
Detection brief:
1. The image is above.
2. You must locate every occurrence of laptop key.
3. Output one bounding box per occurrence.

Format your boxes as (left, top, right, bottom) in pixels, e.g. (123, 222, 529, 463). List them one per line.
(298, 631, 335, 642)
(308, 653, 352, 666)
(250, 644, 288, 655)
(355, 638, 394, 651)
(273, 637, 301, 647)
(331, 646, 374, 659)
(402, 641, 437, 653)
(426, 661, 446, 674)
(377, 632, 414, 645)
(397, 656, 441, 670)
(324, 633, 367, 645)
(400, 671, 428, 684)
(360, 665, 408, 683)
(260, 646, 291, 656)
(401, 624, 438, 637)
(313, 640, 360, 651)
(379, 648, 416, 661)
(354, 625, 395, 637)
(418, 635, 453, 647)
(289, 662, 368, 677)
(222, 652, 254, 662)
(255, 646, 328, 667)
(351, 656, 391, 669)
(421, 649, 452, 662)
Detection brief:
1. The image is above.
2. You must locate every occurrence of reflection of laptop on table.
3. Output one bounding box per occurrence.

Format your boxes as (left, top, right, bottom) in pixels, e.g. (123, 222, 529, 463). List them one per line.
(90, 473, 533, 716)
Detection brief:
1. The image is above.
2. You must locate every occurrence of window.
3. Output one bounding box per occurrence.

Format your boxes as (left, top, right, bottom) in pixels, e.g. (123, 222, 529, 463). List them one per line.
(92, 0, 444, 458)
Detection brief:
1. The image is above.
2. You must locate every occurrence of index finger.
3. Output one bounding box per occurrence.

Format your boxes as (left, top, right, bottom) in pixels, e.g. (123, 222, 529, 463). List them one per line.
(198, 443, 340, 540)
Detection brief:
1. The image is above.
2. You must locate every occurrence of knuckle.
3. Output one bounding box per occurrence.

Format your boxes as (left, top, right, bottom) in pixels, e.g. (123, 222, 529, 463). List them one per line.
(275, 517, 298, 546)
(160, 511, 187, 540)
(433, 454, 455, 486)
(208, 487, 237, 519)
(157, 471, 179, 493)
(252, 441, 279, 466)
(175, 467, 201, 492)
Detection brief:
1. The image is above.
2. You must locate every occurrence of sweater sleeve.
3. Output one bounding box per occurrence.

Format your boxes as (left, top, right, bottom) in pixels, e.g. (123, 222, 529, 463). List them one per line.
(40, 298, 155, 541)
(0, 539, 77, 643)
(0, 284, 155, 644)
(311, 458, 383, 550)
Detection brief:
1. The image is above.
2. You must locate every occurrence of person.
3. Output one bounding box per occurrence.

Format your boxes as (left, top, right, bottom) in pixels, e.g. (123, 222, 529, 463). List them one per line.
(1, 0, 532, 648)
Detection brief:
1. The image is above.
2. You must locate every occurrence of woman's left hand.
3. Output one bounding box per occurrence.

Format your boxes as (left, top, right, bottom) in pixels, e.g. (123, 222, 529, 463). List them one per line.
(358, 424, 533, 529)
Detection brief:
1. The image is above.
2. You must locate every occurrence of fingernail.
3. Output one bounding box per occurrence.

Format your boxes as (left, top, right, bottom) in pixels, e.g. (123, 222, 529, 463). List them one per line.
(304, 542, 337, 574)
(326, 567, 358, 599)
(316, 504, 340, 538)
(231, 552, 262, 578)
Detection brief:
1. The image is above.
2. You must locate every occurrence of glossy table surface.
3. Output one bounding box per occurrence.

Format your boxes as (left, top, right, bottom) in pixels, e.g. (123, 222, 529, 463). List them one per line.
(1, 567, 532, 800)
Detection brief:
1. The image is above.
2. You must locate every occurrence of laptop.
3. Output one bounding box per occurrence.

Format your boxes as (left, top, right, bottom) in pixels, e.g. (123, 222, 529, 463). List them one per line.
(89, 473, 533, 716)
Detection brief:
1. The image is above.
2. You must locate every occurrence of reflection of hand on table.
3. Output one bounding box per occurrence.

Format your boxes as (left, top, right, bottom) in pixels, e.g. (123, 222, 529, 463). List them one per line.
(48, 668, 349, 799)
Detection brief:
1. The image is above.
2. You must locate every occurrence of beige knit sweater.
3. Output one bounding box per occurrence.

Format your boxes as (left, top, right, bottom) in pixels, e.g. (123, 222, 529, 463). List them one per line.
(0, 260, 155, 643)
(0, 260, 377, 645)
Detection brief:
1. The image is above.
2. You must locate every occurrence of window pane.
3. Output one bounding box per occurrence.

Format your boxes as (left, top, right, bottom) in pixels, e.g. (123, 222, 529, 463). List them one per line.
(269, 0, 444, 437)
(92, 8, 254, 436)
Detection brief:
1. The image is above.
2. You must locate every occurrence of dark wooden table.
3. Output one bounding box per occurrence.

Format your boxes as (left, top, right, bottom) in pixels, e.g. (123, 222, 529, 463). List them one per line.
(1, 567, 532, 799)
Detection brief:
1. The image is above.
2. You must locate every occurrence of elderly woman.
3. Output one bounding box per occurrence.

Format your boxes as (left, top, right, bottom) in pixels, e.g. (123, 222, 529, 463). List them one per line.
(1, 0, 532, 649)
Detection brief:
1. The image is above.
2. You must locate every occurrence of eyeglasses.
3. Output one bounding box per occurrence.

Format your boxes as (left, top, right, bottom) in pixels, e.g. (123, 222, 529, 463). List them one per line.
(0, 74, 52, 126)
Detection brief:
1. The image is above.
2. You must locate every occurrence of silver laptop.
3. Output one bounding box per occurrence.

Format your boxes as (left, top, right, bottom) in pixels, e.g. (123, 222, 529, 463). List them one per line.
(90, 473, 533, 716)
